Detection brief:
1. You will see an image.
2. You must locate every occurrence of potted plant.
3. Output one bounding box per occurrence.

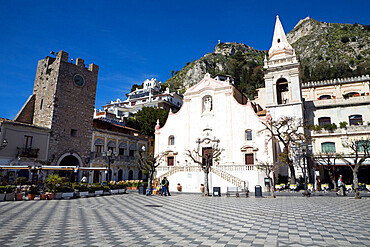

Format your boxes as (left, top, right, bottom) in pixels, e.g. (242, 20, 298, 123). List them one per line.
(92, 184, 104, 196)
(60, 185, 74, 199)
(44, 174, 62, 200)
(109, 181, 119, 195)
(28, 185, 38, 200)
(117, 181, 127, 194)
(39, 192, 47, 200)
(0, 186, 6, 201)
(15, 177, 27, 201)
(73, 183, 89, 197)
(200, 184, 205, 193)
(5, 185, 16, 201)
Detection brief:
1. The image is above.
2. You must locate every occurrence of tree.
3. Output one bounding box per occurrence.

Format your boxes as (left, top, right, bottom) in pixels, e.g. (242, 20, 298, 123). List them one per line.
(126, 107, 169, 137)
(341, 138, 370, 199)
(137, 151, 165, 192)
(313, 152, 342, 191)
(260, 116, 306, 184)
(185, 137, 223, 196)
(255, 161, 275, 198)
(130, 84, 143, 93)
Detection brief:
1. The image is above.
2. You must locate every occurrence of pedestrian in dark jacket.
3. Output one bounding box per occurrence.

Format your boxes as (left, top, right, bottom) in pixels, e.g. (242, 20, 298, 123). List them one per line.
(161, 177, 167, 196)
(166, 177, 171, 196)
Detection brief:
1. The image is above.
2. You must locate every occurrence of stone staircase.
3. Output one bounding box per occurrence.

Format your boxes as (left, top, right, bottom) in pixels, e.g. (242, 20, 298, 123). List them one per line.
(210, 166, 245, 188)
(156, 165, 245, 188)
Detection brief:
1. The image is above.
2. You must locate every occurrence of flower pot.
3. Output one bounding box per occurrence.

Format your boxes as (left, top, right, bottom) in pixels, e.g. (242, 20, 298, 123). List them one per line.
(0, 193, 5, 202)
(177, 184, 182, 192)
(5, 192, 15, 201)
(95, 190, 103, 196)
(46, 192, 54, 200)
(200, 185, 204, 193)
(40, 194, 47, 200)
(15, 192, 24, 201)
(109, 189, 119, 194)
(28, 194, 36, 200)
(62, 192, 74, 199)
(54, 192, 63, 200)
(79, 191, 89, 197)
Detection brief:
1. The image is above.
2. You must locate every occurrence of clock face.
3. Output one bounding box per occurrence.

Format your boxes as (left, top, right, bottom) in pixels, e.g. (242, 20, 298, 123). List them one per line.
(73, 74, 85, 87)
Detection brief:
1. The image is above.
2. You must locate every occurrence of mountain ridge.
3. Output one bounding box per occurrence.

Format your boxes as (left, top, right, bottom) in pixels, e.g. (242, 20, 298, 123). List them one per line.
(164, 17, 369, 99)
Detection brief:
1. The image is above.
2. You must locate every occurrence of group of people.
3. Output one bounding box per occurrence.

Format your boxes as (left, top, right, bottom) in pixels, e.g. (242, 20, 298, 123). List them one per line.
(160, 177, 171, 196)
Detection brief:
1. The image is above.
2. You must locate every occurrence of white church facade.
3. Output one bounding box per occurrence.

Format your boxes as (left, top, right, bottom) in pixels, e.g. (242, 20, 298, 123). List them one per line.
(154, 73, 271, 193)
(154, 16, 370, 193)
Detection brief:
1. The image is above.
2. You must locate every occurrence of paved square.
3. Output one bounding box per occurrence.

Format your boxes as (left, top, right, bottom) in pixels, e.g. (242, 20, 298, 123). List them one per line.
(1, 193, 369, 246)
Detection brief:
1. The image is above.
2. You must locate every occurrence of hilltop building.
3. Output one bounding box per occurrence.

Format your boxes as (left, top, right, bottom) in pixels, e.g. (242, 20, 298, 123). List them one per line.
(100, 78, 183, 119)
(155, 16, 370, 193)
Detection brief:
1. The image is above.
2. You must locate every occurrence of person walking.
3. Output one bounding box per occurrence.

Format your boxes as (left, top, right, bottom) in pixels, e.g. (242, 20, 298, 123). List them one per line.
(166, 177, 171, 196)
(161, 177, 167, 196)
(337, 175, 346, 196)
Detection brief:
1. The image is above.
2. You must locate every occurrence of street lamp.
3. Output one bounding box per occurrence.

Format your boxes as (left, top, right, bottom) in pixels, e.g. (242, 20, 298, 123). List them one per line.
(102, 150, 118, 182)
(0, 139, 8, 150)
(293, 142, 312, 196)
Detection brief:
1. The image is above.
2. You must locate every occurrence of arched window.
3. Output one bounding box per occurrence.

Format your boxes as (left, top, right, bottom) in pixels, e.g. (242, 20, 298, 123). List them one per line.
(321, 142, 336, 153)
(349, 115, 362, 126)
(107, 140, 116, 152)
(318, 117, 331, 127)
(276, 78, 289, 105)
(319, 95, 332, 100)
(118, 169, 123, 181)
(94, 138, 104, 153)
(128, 170, 134, 180)
(245, 130, 252, 141)
(118, 142, 127, 155)
(168, 135, 175, 145)
(129, 144, 137, 157)
(138, 170, 143, 180)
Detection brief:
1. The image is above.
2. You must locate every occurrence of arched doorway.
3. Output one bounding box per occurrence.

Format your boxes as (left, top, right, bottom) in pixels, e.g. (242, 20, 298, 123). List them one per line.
(118, 169, 123, 181)
(128, 170, 134, 180)
(138, 170, 143, 180)
(59, 155, 80, 182)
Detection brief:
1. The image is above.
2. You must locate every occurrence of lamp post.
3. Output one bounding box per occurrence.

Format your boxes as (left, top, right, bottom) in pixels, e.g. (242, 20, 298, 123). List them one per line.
(294, 142, 312, 196)
(0, 139, 8, 150)
(102, 150, 118, 182)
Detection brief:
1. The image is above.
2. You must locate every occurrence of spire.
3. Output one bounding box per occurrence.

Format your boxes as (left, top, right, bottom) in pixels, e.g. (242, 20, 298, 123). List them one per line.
(268, 15, 294, 60)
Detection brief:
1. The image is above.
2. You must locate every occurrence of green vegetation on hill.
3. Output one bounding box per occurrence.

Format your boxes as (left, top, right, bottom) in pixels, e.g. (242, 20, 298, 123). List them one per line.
(165, 18, 369, 99)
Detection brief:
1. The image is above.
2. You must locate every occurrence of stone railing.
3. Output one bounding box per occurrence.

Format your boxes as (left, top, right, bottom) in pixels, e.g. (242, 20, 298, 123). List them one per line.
(312, 124, 370, 136)
(302, 74, 370, 88)
(156, 164, 254, 188)
(216, 164, 255, 172)
(211, 166, 245, 188)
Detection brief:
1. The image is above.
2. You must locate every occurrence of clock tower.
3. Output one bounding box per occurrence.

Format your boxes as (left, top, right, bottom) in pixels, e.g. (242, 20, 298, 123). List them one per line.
(19, 50, 99, 167)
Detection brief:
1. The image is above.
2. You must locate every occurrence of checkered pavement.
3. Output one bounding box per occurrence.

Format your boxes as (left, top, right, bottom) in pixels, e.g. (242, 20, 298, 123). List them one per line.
(0, 193, 369, 246)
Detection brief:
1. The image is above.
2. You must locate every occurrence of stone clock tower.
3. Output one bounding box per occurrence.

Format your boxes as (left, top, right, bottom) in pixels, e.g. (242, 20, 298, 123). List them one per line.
(16, 50, 99, 167)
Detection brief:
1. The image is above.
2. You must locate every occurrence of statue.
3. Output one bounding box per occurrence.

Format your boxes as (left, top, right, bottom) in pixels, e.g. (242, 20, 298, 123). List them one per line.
(203, 96, 212, 112)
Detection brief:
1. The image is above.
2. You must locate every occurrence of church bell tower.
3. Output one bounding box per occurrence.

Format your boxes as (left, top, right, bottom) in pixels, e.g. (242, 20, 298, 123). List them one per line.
(264, 16, 303, 120)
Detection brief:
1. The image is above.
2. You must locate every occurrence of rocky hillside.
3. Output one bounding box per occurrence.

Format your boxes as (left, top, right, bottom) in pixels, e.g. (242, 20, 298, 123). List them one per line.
(165, 17, 369, 99)
(165, 43, 265, 99)
(288, 17, 370, 82)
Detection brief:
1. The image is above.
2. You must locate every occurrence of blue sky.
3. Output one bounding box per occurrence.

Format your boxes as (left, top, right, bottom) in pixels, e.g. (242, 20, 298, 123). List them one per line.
(0, 0, 369, 119)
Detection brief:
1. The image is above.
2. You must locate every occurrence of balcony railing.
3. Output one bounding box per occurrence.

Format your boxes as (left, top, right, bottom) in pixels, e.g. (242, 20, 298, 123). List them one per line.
(17, 147, 39, 158)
